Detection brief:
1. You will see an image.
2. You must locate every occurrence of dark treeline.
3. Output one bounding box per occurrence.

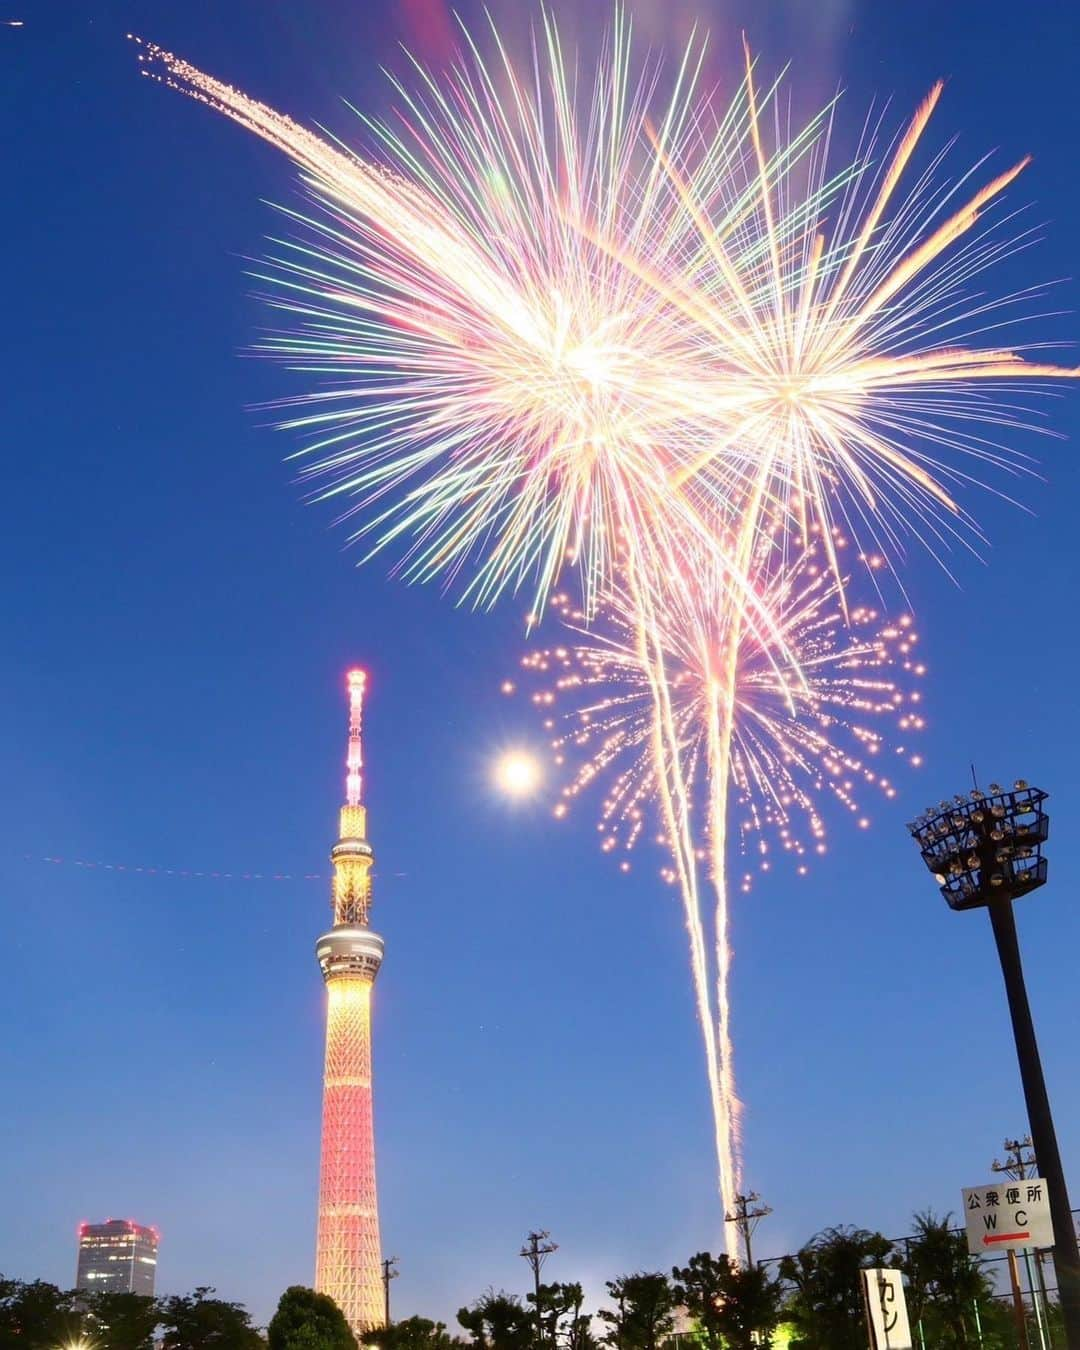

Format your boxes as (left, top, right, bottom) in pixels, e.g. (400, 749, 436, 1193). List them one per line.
(0, 1282, 263, 1350)
(1, 1213, 1057, 1350)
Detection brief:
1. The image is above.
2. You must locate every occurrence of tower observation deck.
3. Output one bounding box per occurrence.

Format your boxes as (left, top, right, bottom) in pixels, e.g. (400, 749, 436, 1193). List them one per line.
(314, 669, 384, 1335)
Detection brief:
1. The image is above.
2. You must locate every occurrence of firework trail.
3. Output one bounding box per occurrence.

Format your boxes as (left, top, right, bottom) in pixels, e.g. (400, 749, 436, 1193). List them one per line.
(518, 533, 925, 1194)
(134, 9, 1075, 1249)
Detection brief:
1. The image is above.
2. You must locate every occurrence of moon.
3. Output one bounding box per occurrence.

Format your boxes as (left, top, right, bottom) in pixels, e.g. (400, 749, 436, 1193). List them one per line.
(493, 749, 542, 798)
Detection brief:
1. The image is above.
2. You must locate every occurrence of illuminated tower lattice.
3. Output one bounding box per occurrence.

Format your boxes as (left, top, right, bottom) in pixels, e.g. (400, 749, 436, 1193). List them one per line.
(315, 669, 385, 1334)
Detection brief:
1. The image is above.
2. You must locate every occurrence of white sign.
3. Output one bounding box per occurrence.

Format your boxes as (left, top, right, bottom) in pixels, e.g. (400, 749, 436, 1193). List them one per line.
(962, 1178, 1054, 1255)
(861, 1269, 912, 1350)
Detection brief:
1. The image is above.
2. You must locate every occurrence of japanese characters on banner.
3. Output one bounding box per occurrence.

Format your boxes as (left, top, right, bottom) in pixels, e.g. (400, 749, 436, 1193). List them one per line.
(861, 1268, 913, 1350)
(962, 1179, 1055, 1256)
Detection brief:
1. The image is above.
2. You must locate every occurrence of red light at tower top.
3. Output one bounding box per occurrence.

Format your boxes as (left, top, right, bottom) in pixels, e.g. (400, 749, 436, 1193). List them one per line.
(346, 668, 366, 807)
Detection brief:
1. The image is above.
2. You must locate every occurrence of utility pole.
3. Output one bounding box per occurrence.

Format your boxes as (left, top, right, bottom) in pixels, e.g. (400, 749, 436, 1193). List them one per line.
(724, 1192, 772, 1268)
(381, 1256, 399, 1327)
(994, 1139, 1053, 1350)
(520, 1231, 558, 1349)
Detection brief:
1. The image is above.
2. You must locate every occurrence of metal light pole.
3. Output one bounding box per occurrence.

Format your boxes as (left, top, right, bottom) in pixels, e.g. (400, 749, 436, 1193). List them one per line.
(908, 782, 1080, 1350)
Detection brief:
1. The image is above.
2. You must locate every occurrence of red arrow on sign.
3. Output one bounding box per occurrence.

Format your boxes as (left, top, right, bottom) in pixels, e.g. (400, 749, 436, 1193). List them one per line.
(983, 1232, 1030, 1246)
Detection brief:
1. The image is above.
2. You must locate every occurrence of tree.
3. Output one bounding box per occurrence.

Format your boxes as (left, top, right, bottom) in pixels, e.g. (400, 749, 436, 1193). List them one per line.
(779, 1227, 895, 1350)
(361, 1317, 459, 1350)
(457, 1292, 533, 1350)
(597, 1275, 674, 1350)
(525, 1284, 595, 1350)
(670, 1255, 726, 1350)
(84, 1291, 161, 1350)
(268, 1288, 354, 1350)
(672, 1252, 783, 1350)
(0, 1278, 82, 1350)
(901, 1213, 994, 1348)
(159, 1287, 264, 1350)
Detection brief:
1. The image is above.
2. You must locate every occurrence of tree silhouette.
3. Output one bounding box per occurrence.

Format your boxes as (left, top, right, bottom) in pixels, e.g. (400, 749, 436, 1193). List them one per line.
(268, 1287, 355, 1350)
(672, 1251, 783, 1350)
(779, 1227, 895, 1350)
(597, 1274, 674, 1350)
(159, 1287, 264, 1350)
(361, 1316, 461, 1350)
(457, 1292, 533, 1350)
(0, 1278, 82, 1350)
(901, 1213, 994, 1348)
(84, 1291, 160, 1350)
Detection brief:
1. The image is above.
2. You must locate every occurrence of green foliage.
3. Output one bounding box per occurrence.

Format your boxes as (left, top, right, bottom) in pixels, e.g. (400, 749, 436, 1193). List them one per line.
(778, 1227, 895, 1350)
(268, 1288, 355, 1350)
(670, 1254, 727, 1350)
(0, 1278, 82, 1350)
(159, 1287, 265, 1350)
(672, 1251, 783, 1350)
(0, 1210, 1061, 1350)
(457, 1292, 533, 1350)
(525, 1283, 595, 1350)
(361, 1315, 459, 1350)
(84, 1292, 161, 1350)
(596, 1274, 674, 1350)
(900, 1212, 995, 1349)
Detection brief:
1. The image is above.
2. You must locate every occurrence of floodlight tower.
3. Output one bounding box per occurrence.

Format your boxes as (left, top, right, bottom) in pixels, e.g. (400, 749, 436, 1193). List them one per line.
(908, 781, 1080, 1350)
(314, 669, 385, 1335)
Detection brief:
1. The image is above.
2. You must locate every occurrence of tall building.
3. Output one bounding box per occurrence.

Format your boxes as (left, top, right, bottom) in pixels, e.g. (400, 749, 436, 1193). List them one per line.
(314, 669, 385, 1335)
(75, 1219, 158, 1296)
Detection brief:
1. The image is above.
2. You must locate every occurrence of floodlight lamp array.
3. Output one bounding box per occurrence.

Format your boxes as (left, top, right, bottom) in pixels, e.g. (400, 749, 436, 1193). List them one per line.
(907, 781, 1049, 910)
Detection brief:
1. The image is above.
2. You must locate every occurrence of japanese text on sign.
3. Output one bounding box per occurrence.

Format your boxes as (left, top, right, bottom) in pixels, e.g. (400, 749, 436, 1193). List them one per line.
(962, 1179, 1054, 1255)
(861, 1269, 912, 1350)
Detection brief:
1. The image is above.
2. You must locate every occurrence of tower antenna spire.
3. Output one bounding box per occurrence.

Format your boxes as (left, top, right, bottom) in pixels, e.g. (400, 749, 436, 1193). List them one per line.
(346, 668, 366, 807)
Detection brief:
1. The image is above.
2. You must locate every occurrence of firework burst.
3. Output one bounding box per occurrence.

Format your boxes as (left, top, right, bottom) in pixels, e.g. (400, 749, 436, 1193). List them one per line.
(133, 7, 1075, 1252)
(644, 49, 1080, 595)
(131, 18, 839, 622)
(524, 538, 924, 877)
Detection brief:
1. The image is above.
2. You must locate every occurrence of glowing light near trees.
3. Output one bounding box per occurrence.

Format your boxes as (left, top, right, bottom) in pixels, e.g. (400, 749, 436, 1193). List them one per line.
(135, 8, 1076, 1253)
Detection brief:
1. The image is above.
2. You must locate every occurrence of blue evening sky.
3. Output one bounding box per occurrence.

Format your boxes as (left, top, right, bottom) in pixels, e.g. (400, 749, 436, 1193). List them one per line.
(2, 0, 1079, 1329)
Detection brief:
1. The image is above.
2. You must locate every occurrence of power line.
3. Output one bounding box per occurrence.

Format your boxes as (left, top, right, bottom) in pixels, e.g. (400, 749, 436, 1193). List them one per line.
(19, 852, 410, 885)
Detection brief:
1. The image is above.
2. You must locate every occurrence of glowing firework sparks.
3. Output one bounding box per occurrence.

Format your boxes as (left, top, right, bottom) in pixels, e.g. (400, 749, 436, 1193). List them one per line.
(129, 20, 843, 628)
(647, 47, 1080, 593)
(530, 542, 923, 868)
(517, 534, 925, 1213)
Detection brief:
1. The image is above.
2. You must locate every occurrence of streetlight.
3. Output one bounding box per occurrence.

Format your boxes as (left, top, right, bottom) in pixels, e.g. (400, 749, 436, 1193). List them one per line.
(907, 781, 1080, 1349)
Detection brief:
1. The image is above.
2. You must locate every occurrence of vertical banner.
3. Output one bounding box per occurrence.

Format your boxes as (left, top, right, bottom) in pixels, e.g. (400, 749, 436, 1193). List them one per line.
(861, 1268, 913, 1350)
